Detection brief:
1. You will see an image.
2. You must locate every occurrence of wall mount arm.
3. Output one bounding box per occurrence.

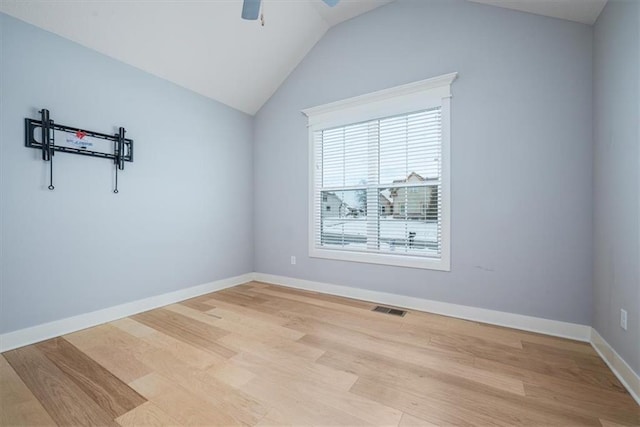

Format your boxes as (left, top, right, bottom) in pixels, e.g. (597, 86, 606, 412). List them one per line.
(25, 109, 134, 193)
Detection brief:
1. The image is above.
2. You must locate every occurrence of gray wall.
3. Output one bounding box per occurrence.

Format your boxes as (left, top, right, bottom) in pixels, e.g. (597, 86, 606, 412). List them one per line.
(0, 14, 254, 334)
(253, 0, 594, 325)
(593, 0, 640, 375)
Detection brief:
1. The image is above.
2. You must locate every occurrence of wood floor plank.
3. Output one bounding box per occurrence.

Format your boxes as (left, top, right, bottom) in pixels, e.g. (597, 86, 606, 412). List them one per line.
(352, 375, 601, 427)
(318, 344, 526, 398)
(209, 289, 269, 307)
(129, 373, 243, 426)
(254, 408, 298, 427)
(523, 382, 640, 425)
(296, 323, 520, 393)
(180, 295, 217, 312)
(112, 317, 224, 369)
(0, 355, 56, 426)
(262, 284, 376, 310)
(3, 346, 118, 426)
(272, 300, 429, 346)
(135, 347, 268, 426)
(36, 337, 146, 418)
(398, 412, 439, 427)
(240, 375, 372, 426)
(285, 309, 442, 354)
(249, 366, 403, 426)
(228, 352, 377, 420)
(428, 330, 618, 390)
(204, 305, 306, 341)
(64, 323, 144, 350)
(206, 293, 286, 318)
(600, 418, 632, 427)
(291, 315, 474, 364)
(206, 360, 256, 388)
(163, 303, 223, 327)
(169, 300, 306, 344)
(116, 401, 180, 426)
(203, 296, 291, 325)
(315, 345, 603, 425)
(366, 355, 606, 425)
(516, 332, 595, 354)
(353, 375, 502, 426)
(132, 308, 236, 358)
(110, 317, 157, 338)
(250, 286, 378, 315)
(241, 281, 270, 289)
(472, 348, 631, 394)
(521, 340, 609, 370)
(257, 287, 405, 327)
(231, 347, 358, 392)
(219, 330, 325, 361)
(146, 330, 225, 368)
(412, 315, 525, 349)
(64, 324, 153, 384)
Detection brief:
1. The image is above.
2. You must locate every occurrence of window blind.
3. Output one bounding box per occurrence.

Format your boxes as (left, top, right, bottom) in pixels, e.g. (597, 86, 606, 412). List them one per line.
(313, 107, 443, 258)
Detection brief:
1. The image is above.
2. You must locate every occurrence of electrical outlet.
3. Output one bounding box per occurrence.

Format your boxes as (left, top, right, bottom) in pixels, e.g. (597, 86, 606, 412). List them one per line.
(291, 256, 296, 265)
(620, 309, 628, 331)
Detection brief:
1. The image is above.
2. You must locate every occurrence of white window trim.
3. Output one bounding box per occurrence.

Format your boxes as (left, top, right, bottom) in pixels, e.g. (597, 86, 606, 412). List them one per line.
(303, 72, 456, 271)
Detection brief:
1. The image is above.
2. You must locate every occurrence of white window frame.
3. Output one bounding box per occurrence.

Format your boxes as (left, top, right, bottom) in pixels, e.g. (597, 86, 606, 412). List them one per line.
(303, 72, 456, 271)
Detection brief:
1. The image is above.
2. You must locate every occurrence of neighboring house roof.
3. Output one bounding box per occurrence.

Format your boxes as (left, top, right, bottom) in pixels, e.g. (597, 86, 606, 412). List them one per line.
(379, 192, 392, 204)
(388, 172, 439, 198)
(392, 171, 426, 184)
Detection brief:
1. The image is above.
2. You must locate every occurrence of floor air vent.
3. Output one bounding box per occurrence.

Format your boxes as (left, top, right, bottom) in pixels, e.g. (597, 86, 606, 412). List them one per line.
(372, 306, 407, 317)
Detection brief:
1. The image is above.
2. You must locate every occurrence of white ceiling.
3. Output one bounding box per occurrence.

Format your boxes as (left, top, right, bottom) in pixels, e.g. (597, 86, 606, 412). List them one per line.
(0, 0, 606, 115)
(0, 0, 393, 115)
(468, 0, 607, 25)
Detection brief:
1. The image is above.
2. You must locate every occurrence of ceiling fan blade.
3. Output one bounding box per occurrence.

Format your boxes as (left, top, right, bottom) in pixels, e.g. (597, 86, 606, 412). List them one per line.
(241, 0, 261, 20)
(322, 0, 339, 6)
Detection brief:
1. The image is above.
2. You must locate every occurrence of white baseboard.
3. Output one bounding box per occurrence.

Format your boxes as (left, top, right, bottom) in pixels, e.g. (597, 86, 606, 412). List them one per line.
(590, 329, 640, 405)
(0, 273, 254, 353)
(252, 273, 592, 342)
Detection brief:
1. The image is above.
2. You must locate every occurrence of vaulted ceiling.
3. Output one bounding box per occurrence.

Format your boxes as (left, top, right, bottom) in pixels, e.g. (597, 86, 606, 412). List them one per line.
(0, 0, 606, 115)
(468, 0, 607, 25)
(0, 0, 394, 115)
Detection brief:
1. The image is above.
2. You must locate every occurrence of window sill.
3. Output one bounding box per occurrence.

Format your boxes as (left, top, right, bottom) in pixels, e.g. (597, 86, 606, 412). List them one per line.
(309, 247, 450, 271)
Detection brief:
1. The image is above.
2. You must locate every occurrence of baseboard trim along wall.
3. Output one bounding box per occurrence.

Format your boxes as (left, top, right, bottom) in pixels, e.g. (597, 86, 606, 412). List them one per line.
(2, 271, 637, 406)
(590, 329, 640, 405)
(0, 273, 254, 353)
(252, 273, 592, 341)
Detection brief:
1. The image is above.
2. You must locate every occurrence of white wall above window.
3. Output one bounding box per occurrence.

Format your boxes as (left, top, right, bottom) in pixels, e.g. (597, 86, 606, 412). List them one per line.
(303, 73, 457, 271)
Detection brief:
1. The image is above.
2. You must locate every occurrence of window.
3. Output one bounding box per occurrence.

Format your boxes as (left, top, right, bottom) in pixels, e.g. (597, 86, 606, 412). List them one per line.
(303, 73, 455, 270)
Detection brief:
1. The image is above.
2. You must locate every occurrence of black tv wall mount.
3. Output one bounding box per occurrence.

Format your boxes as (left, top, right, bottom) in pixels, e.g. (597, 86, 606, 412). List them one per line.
(25, 109, 134, 193)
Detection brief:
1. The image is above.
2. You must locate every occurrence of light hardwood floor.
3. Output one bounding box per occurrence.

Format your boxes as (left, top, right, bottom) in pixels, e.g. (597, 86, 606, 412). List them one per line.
(1, 281, 638, 426)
